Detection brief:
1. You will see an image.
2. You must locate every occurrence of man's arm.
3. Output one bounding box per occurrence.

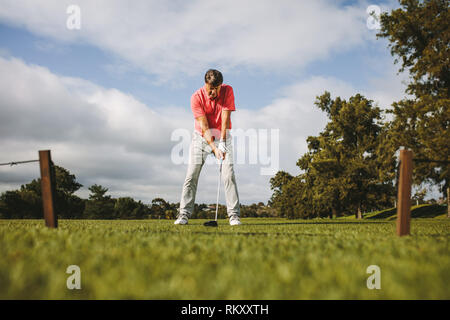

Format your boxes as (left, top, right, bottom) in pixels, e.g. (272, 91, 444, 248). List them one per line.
(196, 115, 223, 159)
(221, 110, 231, 141)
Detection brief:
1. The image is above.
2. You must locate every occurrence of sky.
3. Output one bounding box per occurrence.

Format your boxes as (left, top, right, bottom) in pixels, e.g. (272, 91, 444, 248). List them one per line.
(0, 0, 441, 205)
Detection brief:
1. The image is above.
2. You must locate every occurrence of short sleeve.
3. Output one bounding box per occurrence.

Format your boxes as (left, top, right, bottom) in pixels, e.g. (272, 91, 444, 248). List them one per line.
(191, 92, 205, 118)
(223, 86, 235, 111)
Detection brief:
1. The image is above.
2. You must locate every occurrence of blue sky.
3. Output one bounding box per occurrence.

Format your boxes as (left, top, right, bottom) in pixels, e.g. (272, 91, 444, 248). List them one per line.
(1, 0, 440, 205)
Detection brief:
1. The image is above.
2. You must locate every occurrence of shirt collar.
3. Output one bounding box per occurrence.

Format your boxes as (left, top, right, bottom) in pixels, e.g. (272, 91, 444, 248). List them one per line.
(203, 84, 224, 101)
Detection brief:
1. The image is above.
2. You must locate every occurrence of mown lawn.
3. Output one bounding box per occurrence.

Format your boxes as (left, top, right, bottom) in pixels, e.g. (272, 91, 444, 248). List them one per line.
(0, 218, 448, 299)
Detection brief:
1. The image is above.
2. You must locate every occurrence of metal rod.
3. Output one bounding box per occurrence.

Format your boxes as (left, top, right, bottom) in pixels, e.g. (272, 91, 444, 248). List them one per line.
(0, 159, 39, 166)
(215, 159, 223, 222)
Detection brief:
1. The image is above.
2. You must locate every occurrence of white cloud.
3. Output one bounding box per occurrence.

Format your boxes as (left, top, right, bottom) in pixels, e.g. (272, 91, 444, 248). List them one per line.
(0, 0, 370, 80)
(0, 56, 189, 202)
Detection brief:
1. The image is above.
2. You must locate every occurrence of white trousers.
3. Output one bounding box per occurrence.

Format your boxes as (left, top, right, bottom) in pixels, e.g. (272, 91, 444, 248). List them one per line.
(179, 131, 240, 217)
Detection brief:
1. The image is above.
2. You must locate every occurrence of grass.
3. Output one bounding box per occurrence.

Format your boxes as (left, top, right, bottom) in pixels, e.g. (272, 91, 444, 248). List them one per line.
(0, 216, 449, 299)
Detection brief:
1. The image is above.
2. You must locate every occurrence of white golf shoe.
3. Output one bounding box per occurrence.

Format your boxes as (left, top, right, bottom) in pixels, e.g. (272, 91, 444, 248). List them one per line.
(229, 215, 241, 226)
(174, 214, 189, 225)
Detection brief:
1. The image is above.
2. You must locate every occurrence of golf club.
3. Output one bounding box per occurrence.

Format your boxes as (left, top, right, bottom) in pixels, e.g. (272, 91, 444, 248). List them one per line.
(204, 158, 223, 227)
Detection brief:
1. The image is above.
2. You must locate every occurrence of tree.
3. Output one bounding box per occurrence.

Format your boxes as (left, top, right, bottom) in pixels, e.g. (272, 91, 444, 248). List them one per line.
(240, 204, 257, 218)
(150, 198, 170, 219)
(114, 197, 150, 219)
(0, 165, 84, 219)
(269, 171, 293, 213)
(52, 165, 84, 218)
(377, 0, 450, 215)
(83, 184, 115, 219)
(412, 187, 427, 205)
(306, 93, 390, 218)
(0, 190, 41, 219)
(270, 92, 393, 219)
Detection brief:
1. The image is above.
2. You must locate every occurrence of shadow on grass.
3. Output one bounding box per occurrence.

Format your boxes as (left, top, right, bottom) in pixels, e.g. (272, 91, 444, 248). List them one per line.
(366, 204, 447, 219)
(161, 229, 335, 237)
(411, 204, 447, 218)
(365, 208, 397, 219)
(241, 221, 389, 226)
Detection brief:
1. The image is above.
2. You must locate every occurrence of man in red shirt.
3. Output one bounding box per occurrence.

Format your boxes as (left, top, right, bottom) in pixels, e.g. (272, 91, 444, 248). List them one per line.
(175, 69, 241, 225)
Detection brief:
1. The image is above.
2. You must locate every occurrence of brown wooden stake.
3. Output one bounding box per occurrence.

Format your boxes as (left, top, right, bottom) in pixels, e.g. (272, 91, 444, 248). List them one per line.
(39, 150, 58, 228)
(396, 149, 413, 236)
(447, 187, 449, 218)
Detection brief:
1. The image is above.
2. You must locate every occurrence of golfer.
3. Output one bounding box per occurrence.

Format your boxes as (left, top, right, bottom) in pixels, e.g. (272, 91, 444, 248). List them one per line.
(175, 69, 241, 225)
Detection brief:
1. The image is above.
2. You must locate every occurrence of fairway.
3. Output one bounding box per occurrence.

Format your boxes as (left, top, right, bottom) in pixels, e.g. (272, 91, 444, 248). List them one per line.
(0, 218, 449, 299)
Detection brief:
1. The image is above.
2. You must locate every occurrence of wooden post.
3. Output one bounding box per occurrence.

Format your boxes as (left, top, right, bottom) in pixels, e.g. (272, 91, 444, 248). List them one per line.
(396, 149, 413, 236)
(39, 150, 58, 228)
(447, 187, 449, 218)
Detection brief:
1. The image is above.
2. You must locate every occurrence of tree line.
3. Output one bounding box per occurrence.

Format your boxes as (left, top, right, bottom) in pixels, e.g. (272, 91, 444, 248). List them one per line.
(0, 165, 278, 219)
(269, 0, 449, 219)
(0, 166, 149, 219)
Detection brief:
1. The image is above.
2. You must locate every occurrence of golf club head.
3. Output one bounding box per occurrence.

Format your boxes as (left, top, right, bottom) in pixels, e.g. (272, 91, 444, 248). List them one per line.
(204, 220, 218, 227)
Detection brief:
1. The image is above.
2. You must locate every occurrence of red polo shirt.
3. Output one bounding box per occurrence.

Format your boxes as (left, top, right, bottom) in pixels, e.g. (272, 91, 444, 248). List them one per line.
(191, 84, 235, 140)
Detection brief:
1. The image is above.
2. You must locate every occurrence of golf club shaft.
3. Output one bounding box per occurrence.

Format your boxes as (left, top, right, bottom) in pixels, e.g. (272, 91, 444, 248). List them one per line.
(215, 159, 222, 221)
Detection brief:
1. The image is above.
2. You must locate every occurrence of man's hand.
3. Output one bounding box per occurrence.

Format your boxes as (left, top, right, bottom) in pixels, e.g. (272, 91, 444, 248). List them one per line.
(213, 146, 225, 160)
(218, 139, 227, 158)
(195, 114, 227, 161)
